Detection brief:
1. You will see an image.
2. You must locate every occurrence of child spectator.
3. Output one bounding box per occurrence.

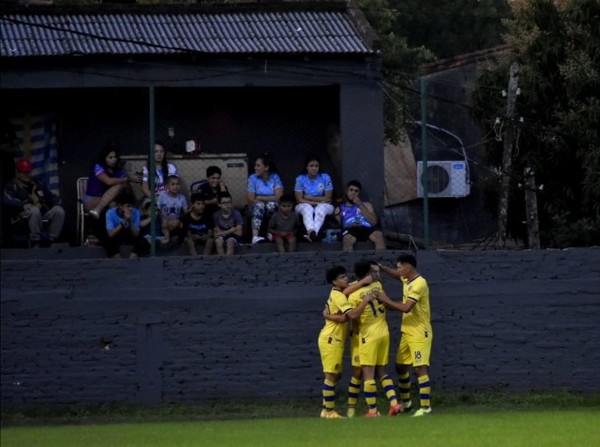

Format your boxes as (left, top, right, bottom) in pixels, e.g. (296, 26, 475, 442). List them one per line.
(212, 191, 243, 256)
(104, 195, 149, 259)
(140, 198, 163, 243)
(191, 166, 228, 219)
(268, 194, 299, 253)
(182, 193, 214, 256)
(157, 175, 188, 245)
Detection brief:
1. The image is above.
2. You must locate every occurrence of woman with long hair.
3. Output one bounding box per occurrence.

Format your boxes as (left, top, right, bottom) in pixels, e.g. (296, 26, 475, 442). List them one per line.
(246, 152, 284, 244)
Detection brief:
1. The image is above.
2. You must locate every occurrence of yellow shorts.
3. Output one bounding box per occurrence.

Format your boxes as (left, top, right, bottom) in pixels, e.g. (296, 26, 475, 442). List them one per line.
(358, 334, 390, 366)
(395, 333, 432, 367)
(318, 335, 345, 374)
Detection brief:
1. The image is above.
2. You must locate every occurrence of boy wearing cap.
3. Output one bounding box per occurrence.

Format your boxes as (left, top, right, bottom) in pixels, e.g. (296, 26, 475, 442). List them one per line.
(2, 159, 65, 246)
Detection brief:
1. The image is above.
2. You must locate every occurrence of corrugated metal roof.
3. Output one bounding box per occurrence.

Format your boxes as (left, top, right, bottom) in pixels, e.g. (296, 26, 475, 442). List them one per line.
(0, 10, 375, 58)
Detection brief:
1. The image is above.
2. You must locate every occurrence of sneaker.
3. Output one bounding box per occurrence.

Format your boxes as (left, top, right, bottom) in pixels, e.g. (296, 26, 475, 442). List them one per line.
(364, 410, 381, 418)
(309, 230, 318, 242)
(89, 209, 100, 219)
(303, 233, 313, 243)
(401, 401, 413, 413)
(320, 409, 344, 419)
(388, 403, 403, 416)
(346, 407, 356, 418)
(252, 236, 265, 244)
(411, 407, 432, 417)
(325, 410, 344, 419)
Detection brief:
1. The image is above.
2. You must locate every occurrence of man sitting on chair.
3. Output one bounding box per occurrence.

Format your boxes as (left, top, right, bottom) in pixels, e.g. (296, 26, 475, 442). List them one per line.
(2, 159, 65, 247)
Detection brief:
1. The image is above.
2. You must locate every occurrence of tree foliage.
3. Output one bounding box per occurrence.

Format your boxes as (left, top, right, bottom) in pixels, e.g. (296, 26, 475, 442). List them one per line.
(472, 0, 600, 247)
(390, 0, 512, 59)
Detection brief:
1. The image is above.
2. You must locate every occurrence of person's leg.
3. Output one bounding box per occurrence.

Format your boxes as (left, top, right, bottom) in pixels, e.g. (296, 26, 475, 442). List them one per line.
(87, 184, 125, 216)
(226, 237, 236, 255)
(295, 203, 315, 234)
(347, 366, 362, 417)
(25, 207, 43, 242)
(395, 336, 413, 411)
(275, 237, 285, 253)
(186, 237, 198, 256)
(287, 234, 297, 252)
(44, 205, 65, 241)
(413, 366, 432, 416)
(250, 202, 266, 240)
(203, 237, 214, 256)
(376, 365, 401, 415)
(313, 203, 334, 235)
(214, 237, 225, 255)
(369, 229, 386, 250)
(342, 232, 356, 252)
(361, 365, 379, 416)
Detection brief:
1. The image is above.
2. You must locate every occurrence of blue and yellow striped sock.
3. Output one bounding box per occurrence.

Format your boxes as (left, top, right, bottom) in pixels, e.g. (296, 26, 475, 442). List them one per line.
(418, 374, 431, 409)
(322, 379, 336, 411)
(398, 371, 412, 406)
(348, 376, 361, 409)
(380, 375, 398, 406)
(364, 379, 378, 413)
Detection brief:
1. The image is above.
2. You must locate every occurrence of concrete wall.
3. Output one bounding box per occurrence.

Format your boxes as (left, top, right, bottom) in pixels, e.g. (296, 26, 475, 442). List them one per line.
(1, 248, 599, 407)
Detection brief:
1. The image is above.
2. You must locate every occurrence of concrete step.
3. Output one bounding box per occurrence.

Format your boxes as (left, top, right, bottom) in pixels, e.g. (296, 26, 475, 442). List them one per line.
(0, 240, 378, 260)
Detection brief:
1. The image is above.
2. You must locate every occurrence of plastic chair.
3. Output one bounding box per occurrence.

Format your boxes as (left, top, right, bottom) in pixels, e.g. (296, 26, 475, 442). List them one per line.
(76, 177, 89, 246)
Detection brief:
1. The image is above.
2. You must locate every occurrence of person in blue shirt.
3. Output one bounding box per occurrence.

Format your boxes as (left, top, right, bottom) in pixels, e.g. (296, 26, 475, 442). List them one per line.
(294, 154, 334, 242)
(246, 153, 283, 244)
(104, 195, 149, 259)
(335, 180, 386, 252)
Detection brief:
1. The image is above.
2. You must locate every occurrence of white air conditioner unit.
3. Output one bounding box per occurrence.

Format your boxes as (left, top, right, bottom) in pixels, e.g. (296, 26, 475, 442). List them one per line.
(417, 161, 470, 198)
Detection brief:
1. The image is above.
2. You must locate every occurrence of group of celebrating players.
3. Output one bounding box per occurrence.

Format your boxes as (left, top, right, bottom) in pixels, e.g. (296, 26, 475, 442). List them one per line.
(318, 254, 433, 418)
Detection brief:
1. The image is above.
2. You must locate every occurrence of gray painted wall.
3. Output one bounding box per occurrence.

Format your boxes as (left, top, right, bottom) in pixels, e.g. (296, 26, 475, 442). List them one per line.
(2, 248, 599, 407)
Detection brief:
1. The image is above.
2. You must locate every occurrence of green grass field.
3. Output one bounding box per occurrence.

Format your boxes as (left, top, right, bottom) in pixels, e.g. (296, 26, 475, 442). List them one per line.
(2, 409, 599, 447)
(2, 393, 599, 447)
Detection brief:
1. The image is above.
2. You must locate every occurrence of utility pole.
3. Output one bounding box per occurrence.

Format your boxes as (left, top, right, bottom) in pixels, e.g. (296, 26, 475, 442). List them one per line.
(496, 62, 519, 249)
(523, 167, 541, 249)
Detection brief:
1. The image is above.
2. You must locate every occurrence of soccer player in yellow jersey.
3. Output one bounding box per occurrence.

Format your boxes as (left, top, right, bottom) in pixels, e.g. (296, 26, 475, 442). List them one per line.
(318, 265, 373, 419)
(377, 254, 433, 417)
(346, 261, 403, 417)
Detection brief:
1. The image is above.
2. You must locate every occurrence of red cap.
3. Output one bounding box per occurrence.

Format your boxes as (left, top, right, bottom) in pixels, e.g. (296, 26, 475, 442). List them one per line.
(15, 159, 33, 174)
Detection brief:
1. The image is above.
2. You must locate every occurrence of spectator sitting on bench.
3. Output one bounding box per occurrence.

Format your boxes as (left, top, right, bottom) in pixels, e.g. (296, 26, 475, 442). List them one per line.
(2, 158, 65, 247)
(335, 180, 386, 252)
(213, 191, 243, 256)
(268, 194, 299, 253)
(158, 175, 188, 246)
(294, 154, 334, 243)
(246, 152, 283, 244)
(104, 194, 149, 259)
(183, 192, 214, 256)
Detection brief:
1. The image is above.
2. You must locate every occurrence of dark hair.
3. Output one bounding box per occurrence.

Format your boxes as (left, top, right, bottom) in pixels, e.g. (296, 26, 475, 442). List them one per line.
(347, 180, 362, 190)
(326, 265, 347, 284)
(397, 254, 417, 268)
(146, 140, 170, 174)
(279, 194, 294, 205)
(303, 154, 321, 174)
(96, 142, 120, 171)
(353, 260, 372, 280)
(115, 191, 136, 206)
(217, 191, 232, 202)
(166, 175, 179, 184)
(206, 166, 222, 178)
(190, 193, 206, 204)
(256, 152, 278, 175)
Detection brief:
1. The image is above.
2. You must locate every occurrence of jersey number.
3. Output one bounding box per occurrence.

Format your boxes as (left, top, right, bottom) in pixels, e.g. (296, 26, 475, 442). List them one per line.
(368, 300, 385, 317)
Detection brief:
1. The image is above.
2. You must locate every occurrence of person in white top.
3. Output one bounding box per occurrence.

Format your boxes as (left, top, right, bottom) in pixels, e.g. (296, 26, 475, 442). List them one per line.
(141, 141, 178, 200)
